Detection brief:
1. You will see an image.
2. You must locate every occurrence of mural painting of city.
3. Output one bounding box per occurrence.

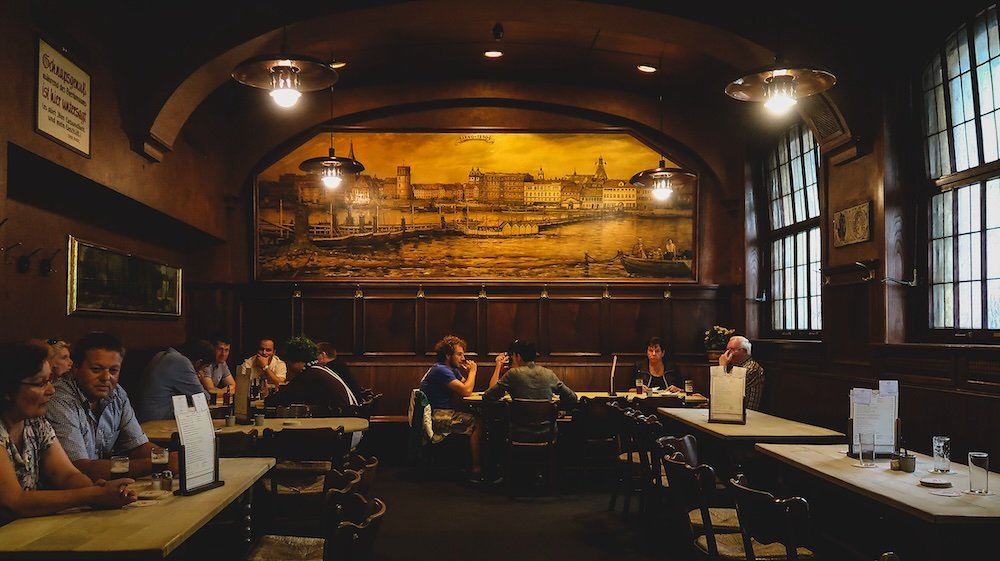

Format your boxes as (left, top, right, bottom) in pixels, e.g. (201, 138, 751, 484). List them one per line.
(255, 132, 696, 280)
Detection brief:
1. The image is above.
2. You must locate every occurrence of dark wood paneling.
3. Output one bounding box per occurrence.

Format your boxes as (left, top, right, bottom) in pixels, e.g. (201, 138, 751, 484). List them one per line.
(547, 299, 602, 355)
(301, 297, 357, 356)
(239, 297, 293, 360)
(608, 298, 663, 354)
(824, 282, 871, 362)
(485, 299, 540, 354)
(362, 299, 417, 355)
(670, 297, 726, 353)
(423, 298, 480, 355)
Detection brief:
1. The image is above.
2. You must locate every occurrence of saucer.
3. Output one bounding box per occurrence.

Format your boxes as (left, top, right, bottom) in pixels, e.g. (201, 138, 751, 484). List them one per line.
(929, 489, 962, 497)
(927, 468, 956, 475)
(919, 477, 952, 488)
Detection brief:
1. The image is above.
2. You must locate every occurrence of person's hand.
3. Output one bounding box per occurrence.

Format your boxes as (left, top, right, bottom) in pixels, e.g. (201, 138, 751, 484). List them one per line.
(495, 353, 507, 367)
(461, 359, 477, 376)
(719, 350, 732, 367)
(255, 354, 268, 368)
(91, 478, 137, 508)
(667, 385, 682, 393)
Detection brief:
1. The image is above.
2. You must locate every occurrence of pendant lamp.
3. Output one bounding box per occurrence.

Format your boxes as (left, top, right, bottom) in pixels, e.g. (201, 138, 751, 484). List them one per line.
(298, 89, 364, 188)
(232, 27, 338, 109)
(725, 63, 836, 115)
(629, 95, 695, 201)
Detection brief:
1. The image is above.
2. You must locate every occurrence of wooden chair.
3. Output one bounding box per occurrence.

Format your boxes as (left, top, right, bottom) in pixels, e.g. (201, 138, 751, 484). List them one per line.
(342, 453, 378, 496)
(325, 493, 387, 561)
(635, 394, 685, 415)
(217, 428, 258, 457)
(505, 398, 559, 494)
(660, 452, 741, 558)
(728, 474, 816, 560)
(566, 396, 619, 482)
(607, 401, 642, 513)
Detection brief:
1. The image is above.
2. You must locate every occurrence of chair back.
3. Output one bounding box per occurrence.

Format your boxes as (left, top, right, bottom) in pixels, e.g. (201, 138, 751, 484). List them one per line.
(507, 398, 559, 444)
(572, 397, 618, 442)
(656, 434, 699, 466)
(217, 428, 258, 457)
(262, 426, 350, 463)
(324, 493, 387, 561)
(635, 394, 684, 415)
(662, 453, 725, 555)
(729, 474, 811, 560)
(343, 453, 379, 496)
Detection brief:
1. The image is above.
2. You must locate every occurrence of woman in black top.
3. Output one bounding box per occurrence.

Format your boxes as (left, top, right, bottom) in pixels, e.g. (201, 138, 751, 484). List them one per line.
(632, 336, 680, 391)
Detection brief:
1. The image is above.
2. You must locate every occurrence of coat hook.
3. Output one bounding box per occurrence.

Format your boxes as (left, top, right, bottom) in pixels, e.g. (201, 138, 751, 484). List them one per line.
(0, 218, 8, 229)
(16, 248, 42, 274)
(1, 242, 23, 264)
(39, 248, 62, 276)
(856, 261, 876, 282)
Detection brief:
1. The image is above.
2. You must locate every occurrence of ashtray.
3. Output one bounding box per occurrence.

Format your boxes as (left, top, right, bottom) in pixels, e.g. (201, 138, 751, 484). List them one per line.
(919, 477, 952, 488)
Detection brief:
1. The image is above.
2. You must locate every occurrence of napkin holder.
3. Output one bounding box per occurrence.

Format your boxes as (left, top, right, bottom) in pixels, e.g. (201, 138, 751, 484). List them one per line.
(173, 436, 225, 496)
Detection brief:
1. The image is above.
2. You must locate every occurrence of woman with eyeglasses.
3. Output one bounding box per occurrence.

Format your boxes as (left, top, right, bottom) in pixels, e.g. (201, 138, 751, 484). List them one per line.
(0, 343, 135, 523)
(46, 339, 73, 379)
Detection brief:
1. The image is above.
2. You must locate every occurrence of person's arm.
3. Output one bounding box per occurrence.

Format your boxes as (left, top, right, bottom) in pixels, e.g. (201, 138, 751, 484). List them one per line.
(447, 360, 478, 397)
(487, 353, 506, 388)
(482, 370, 510, 402)
(41, 438, 95, 490)
(1, 442, 135, 518)
(198, 371, 217, 392)
(219, 373, 236, 391)
(554, 380, 578, 407)
(263, 358, 287, 387)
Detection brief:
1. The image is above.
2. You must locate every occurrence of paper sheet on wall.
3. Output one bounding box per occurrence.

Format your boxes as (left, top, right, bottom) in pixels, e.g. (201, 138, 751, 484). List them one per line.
(709, 366, 746, 423)
(172, 393, 216, 490)
(850, 389, 897, 454)
(234, 364, 250, 424)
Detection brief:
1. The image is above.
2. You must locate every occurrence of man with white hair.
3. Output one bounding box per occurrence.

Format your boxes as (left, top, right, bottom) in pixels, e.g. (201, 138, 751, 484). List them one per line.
(718, 335, 765, 410)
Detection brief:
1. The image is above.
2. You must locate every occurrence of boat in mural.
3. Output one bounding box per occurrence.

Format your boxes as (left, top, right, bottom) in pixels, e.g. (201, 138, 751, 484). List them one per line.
(620, 255, 693, 277)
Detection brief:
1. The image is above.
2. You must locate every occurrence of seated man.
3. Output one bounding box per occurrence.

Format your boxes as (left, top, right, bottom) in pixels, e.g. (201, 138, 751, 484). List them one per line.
(240, 338, 287, 396)
(718, 335, 765, 411)
(316, 342, 365, 400)
(484, 340, 578, 407)
(267, 337, 362, 447)
(135, 340, 214, 421)
(46, 332, 177, 481)
(198, 334, 235, 394)
(418, 334, 482, 479)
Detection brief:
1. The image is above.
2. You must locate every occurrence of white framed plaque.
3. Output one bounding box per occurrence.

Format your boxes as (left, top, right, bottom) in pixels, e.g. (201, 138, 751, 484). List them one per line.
(708, 365, 747, 424)
(36, 37, 91, 157)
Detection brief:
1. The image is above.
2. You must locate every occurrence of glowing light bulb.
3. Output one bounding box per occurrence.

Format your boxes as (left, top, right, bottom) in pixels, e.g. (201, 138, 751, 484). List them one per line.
(764, 94, 797, 114)
(652, 177, 673, 201)
(270, 88, 301, 108)
(484, 49, 503, 58)
(764, 74, 797, 115)
(321, 168, 342, 188)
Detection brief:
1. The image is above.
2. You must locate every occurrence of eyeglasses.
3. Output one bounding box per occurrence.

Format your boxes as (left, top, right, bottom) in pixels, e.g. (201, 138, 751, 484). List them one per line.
(21, 379, 54, 389)
(47, 338, 58, 345)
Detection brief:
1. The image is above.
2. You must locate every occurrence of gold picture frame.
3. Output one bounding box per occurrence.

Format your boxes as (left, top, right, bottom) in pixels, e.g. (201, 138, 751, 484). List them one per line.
(67, 236, 181, 316)
(833, 201, 871, 247)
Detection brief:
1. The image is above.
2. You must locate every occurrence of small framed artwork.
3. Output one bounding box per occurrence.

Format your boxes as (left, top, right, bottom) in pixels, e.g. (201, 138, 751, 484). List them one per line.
(35, 36, 91, 157)
(67, 236, 181, 316)
(833, 201, 871, 247)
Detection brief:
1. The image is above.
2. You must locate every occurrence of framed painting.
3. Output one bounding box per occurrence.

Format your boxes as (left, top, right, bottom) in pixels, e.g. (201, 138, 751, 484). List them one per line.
(67, 236, 181, 316)
(832, 201, 871, 247)
(254, 130, 698, 282)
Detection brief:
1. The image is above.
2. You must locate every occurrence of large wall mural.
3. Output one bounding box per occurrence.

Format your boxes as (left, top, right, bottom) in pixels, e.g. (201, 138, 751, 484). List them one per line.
(255, 131, 697, 281)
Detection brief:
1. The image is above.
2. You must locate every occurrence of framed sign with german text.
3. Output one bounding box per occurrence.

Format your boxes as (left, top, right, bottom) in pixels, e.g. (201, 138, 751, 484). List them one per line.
(36, 37, 91, 157)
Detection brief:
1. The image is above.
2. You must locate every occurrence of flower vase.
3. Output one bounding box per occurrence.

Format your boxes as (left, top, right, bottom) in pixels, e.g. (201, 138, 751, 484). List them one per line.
(706, 349, 724, 364)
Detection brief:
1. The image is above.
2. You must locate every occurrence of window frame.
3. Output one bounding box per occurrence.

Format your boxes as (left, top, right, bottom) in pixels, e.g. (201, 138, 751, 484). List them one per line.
(759, 122, 823, 340)
(918, 5, 1000, 343)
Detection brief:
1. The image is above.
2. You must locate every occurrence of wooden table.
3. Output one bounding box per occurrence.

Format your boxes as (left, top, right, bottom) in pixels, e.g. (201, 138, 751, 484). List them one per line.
(0, 457, 275, 560)
(465, 390, 708, 405)
(141, 417, 369, 444)
(756, 443, 998, 558)
(657, 408, 845, 443)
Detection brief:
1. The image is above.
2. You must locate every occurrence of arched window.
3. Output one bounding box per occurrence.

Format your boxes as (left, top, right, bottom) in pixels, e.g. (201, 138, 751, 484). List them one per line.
(921, 4, 1000, 334)
(763, 122, 822, 335)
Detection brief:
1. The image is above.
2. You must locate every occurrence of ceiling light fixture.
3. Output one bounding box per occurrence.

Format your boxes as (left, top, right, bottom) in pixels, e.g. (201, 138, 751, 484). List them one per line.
(299, 88, 364, 188)
(231, 27, 339, 109)
(637, 64, 658, 74)
(484, 21, 504, 59)
(725, 62, 836, 115)
(629, 94, 696, 202)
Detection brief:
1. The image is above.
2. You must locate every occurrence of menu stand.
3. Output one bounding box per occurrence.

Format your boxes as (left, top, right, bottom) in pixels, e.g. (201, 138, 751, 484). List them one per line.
(708, 365, 746, 424)
(175, 437, 225, 496)
(847, 418, 901, 459)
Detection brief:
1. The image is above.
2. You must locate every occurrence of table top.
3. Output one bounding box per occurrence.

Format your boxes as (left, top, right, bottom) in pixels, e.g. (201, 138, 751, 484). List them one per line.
(465, 390, 707, 405)
(141, 417, 370, 443)
(657, 408, 845, 442)
(0, 457, 275, 560)
(756, 443, 1000, 524)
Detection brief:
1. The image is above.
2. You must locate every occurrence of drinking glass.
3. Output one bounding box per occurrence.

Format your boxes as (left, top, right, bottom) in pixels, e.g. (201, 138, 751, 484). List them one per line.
(684, 380, 694, 394)
(151, 447, 169, 473)
(635, 378, 645, 395)
(857, 433, 877, 467)
(110, 455, 130, 477)
(932, 436, 951, 473)
(968, 452, 990, 494)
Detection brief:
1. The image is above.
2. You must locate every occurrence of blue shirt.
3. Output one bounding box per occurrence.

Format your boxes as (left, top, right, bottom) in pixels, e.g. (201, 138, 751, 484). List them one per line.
(46, 377, 148, 461)
(419, 362, 462, 409)
(135, 348, 208, 421)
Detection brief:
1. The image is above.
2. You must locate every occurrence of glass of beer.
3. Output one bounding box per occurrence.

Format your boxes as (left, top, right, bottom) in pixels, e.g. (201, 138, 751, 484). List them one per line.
(110, 455, 130, 477)
(151, 447, 169, 474)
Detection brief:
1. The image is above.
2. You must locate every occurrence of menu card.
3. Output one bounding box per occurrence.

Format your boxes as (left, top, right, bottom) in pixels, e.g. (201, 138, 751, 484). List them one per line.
(709, 365, 746, 424)
(849, 387, 898, 455)
(171, 393, 219, 493)
(234, 364, 250, 424)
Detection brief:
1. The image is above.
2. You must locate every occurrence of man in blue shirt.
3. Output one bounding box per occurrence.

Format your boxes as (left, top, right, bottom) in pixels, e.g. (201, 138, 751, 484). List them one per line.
(46, 332, 177, 481)
(419, 334, 482, 478)
(135, 340, 213, 422)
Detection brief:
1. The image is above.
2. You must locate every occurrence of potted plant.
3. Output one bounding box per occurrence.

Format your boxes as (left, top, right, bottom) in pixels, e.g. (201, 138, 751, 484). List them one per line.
(703, 325, 735, 363)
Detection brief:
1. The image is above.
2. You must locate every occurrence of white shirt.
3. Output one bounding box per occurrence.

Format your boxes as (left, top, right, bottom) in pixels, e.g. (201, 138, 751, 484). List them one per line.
(240, 355, 287, 385)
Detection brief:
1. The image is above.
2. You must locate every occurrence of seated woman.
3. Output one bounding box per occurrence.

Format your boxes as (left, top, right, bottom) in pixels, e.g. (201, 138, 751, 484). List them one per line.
(0, 343, 136, 523)
(47, 339, 73, 380)
(632, 336, 681, 391)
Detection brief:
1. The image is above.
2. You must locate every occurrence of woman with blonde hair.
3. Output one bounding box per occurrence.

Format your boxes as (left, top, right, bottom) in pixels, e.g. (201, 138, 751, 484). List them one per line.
(46, 339, 73, 380)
